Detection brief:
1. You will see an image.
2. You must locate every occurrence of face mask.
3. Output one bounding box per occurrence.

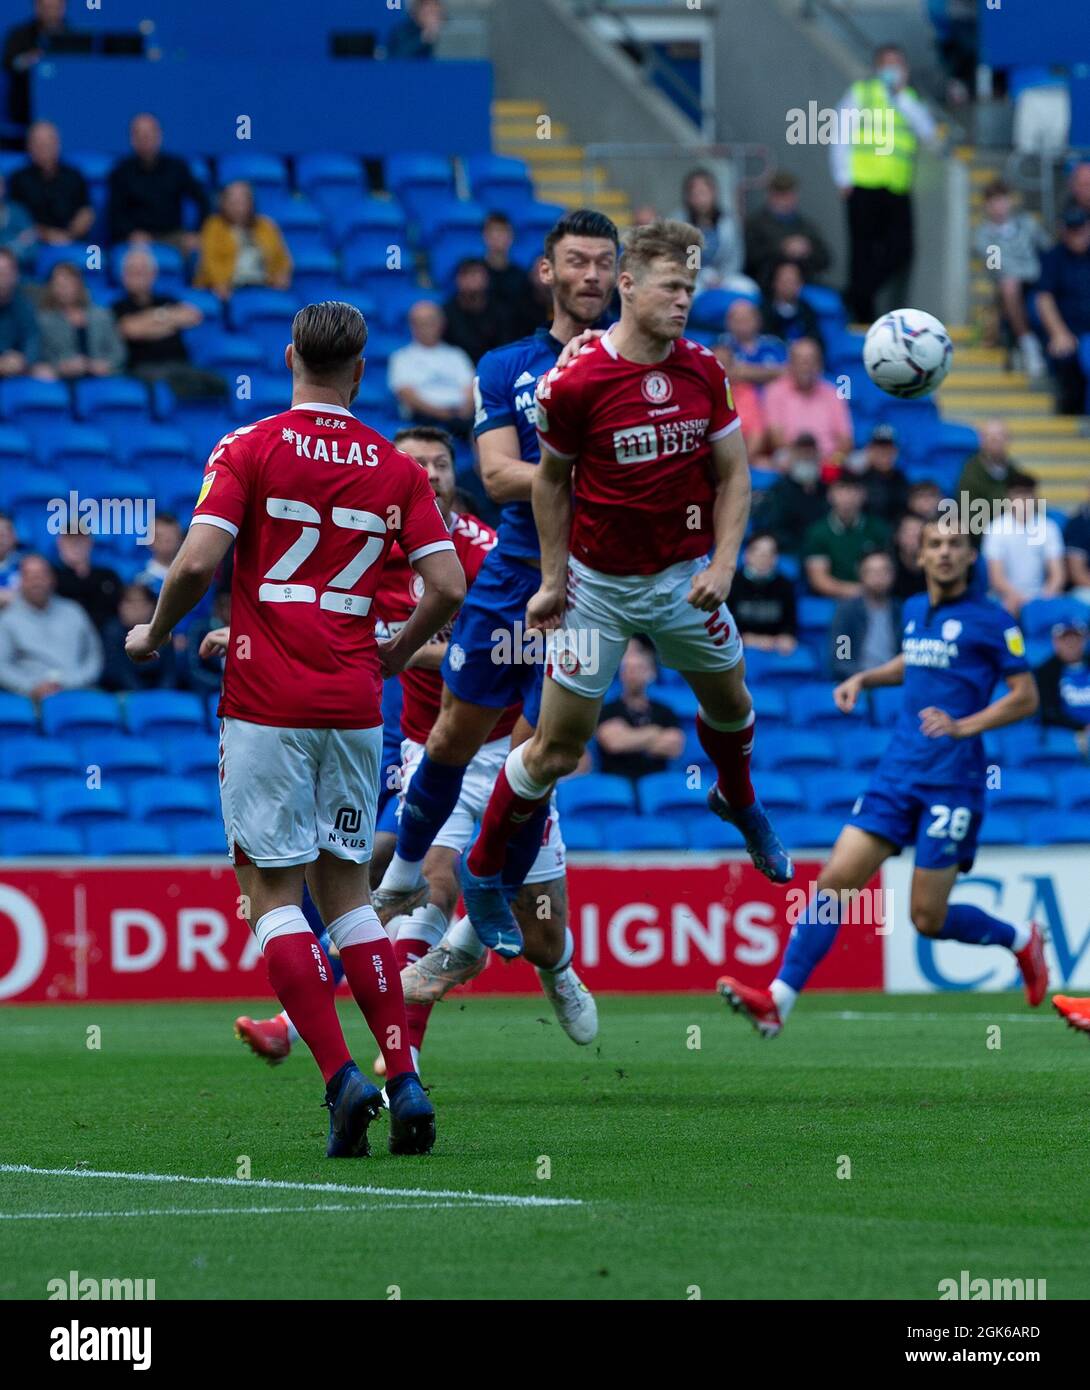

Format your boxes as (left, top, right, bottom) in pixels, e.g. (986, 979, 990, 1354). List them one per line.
(879, 65, 903, 88)
(790, 458, 819, 485)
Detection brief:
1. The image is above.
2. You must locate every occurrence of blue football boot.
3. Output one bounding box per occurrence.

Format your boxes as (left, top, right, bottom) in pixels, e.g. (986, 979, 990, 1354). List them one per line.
(324, 1062, 385, 1158)
(385, 1072, 436, 1156)
(459, 851, 524, 959)
(708, 788, 794, 884)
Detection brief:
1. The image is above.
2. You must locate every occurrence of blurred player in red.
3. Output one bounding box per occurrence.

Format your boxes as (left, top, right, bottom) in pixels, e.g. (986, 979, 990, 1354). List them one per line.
(459, 220, 794, 955)
(125, 301, 465, 1157)
(1054, 996, 1090, 1034)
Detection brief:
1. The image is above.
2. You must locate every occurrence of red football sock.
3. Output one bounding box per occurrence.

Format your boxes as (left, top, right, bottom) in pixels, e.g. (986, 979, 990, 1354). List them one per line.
(339, 937, 416, 1079)
(467, 764, 549, 878)
(263, 932, 351, 1083)
(697, 711, 756, 811)
(394, 935, 434, 1054)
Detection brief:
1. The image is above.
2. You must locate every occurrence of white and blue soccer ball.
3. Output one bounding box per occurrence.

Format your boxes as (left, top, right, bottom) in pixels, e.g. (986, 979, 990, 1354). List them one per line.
(863, 308, 953, 399)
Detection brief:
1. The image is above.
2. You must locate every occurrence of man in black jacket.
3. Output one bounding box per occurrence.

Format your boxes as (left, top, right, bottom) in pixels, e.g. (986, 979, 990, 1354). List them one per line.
(107, 114, 207, 251)
(728, 532, 798, 652)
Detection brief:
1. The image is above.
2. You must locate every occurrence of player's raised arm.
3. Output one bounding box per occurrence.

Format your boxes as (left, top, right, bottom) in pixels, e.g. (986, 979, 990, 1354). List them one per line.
(688, 425, 751, 612)
(920, 670, 1039, 740)
(527, 441, 574, 631)
(834, 653, 905, 712)
(126, 522, 233, 662)
(477, 424, 538, 506)
(379, 547, 466, 679)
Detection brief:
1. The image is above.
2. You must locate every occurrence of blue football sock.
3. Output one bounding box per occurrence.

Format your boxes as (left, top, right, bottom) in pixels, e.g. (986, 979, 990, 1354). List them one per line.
(938, 903, 1016, 949)
(501, 802, 551, 893)
(301, 885, 345, 986)
(777, 890, 841, 992)
(396, 754, 467, 863)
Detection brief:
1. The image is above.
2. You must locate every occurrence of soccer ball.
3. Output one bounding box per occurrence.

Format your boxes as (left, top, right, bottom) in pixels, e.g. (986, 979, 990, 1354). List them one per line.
(862, 309, 953, 399)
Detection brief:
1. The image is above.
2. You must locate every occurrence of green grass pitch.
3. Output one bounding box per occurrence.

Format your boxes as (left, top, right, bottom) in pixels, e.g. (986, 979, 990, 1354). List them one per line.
(2, 992, 1087, 1300)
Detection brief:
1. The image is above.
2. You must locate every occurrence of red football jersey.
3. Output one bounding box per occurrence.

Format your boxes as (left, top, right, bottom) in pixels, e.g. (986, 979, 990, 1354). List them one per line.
(374, 512, 520, 745)
(535, 331, 742, 576)
(191, 402, 455, 730)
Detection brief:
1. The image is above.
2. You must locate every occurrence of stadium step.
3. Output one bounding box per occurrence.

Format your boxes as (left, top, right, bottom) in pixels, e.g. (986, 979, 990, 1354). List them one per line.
(493, 97, 632, 223)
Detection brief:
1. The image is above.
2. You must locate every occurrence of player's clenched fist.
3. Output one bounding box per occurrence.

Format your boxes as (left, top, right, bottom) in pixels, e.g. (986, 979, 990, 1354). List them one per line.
(833, 674, 864, 713)
(918, 705, 962, 739)
(199, 625, 231, 661)
(125, 624, 160, 664)
(526, 584, 566, 631)
(686, 563, 733, 612)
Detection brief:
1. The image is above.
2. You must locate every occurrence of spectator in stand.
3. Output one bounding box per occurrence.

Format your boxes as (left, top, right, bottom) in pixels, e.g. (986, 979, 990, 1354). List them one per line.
(443, 257, 507, 364)
(891, 512, 927, 599)
(631, 204, 660, 228)
(728, 532, 797, 652)
(1035, 618, 1090, 738)
(753, 433, 827, 554)
(1066, 161, 1090, 220)
(36, 261, 124, 379)
(1064, 481, 1090, 602)
(831, 44, 939, 322)
(386, 0, 444, 59)
(764, 338, 852, 464)
(194, 181, 292, 300)
(1034, 205, 1090, 416)
(8, 120, 92, 247)
(760, 260, 823, 349)
(0, 552, 102, 698)
(744, 170, 832, 292)
(595, 638, 683, 782)
(1, 0, 73, 128)
(52, 528, 121, 631)
(388, 299, 474, 435)
(185, 589, 232, 694)
(112, 247, 224, 398)
(134, 512, 183, 594)
(0, 511, 23, 608)
(0, 247, 49, 379)
(973, 180, 1049, 377)
(482, 212, 538, 338)
(0, 175, 35, 268)
(906, 479, 943, 521)
(107, 113, 208, 252)
(844, 423, 910, 524)
(716, 298, 786, 386)
(713, 343, 766, 459)
(101, 582, 177, 692)
(828, 550, 901, 677)
(982, 471, 1065, 616)
(957, 419, 1018, 515)
(670, 168, 756, 294)
(803, 475, 890, 598)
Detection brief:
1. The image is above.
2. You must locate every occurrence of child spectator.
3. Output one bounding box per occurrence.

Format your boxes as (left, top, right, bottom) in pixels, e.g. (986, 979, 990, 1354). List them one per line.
(728, 532, 797, 652)
(972, 180, 1049, 376)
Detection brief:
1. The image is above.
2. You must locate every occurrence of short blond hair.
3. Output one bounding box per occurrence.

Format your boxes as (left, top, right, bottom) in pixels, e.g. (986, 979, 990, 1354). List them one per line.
(620, 219, 703, 279)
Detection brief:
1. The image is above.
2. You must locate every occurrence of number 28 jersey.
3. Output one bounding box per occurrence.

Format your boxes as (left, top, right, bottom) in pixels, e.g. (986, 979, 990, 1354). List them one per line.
(192, 402, 455, 730)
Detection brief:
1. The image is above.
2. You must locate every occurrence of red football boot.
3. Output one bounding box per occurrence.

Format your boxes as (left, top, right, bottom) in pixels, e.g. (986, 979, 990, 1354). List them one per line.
(1053, 995, 1090, 1035)
(1015, 923, 1048, 1007)
(234, 1014, 292, 1065)
(716, 975, 783, 1038)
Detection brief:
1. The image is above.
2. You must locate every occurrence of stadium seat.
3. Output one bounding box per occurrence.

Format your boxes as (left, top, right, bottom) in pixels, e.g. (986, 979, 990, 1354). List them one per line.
(185, 327, 266, 374)
(987, 770, 1054, 814)
(637, 772, 712, 818)
(772, 812, 844, 850)
(229, 287, 301, 334)
(288, 247, 341, 296)
(67, 150, 112, 183)
(559, 820, 604, 852)
(1025, 811, 1090, 845)
(229, 373, 287, 420)
(835, 727, 892, 771)
(464, 153, 533, 203)
(217, 151, 289, 189)
(2, 736, 81, 781)
(429, 231, 488, 289)
(0, 376, 70, 425)
(43, 423, 113, 467)
(684, 817, 745, 850)
(0, 694, 37, 737)
(40, 691, 122, 740)
(1027, 727, 1088, 769)
(40, 778, 126, 825)
(976, 812, 1025, 846)
(255, 190, 327, 234)
(419, 199, 487, 245)
(126, 691, 207, 738)
(800, 283, 847, 324)
(358, 330, 402, 367)
(385, 152, 455, 225)
(108, 241, 185, 285)
(354, 377, 397, 413)
(1056, 778, 1090, 813)
(752, 646, 819, 688)
(647, 684, 699, 720)
(868, 686, 902, 726)
(0, 425, 33, 473)
(803, 770, 869, 816)
(371, 282, 439, 331)
(1020, 596, 1090, 639)
(612, 815, 687, 850)
(326, 197, 407, 247)
(689, 287, 757, 332)
(0, 823, 82, 857)
(556, 774, 635, 822)
(0, 781, 38, 824)
(167, 734, 220, 778)
(4, 466, 68, 512)
(788, 682, 862, 728)
(83, 822, 172, 857)
(751, 730, 837, 772)
(79, 735, 165, 788)
(342, 236, 411, 288)
(295, 152, 365, 197)
(506, 200, 565, 241)
(129, 777, 216, 826)
(116, 425, 194, 471)
(169, 818, 228, 856)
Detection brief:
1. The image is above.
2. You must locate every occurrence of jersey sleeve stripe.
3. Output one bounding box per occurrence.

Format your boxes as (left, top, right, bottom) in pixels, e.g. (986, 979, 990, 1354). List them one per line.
(406, 539, 457, 563)
(473, 411, 516, 437)
(707, 417, 743, 442)
(536, 432, 576, 460)
(190, 515, 239, 537)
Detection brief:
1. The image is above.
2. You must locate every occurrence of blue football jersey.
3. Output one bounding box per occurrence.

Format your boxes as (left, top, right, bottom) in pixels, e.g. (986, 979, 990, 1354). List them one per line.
(881, 590, 1030, 789)
(472, 326, 564, 561)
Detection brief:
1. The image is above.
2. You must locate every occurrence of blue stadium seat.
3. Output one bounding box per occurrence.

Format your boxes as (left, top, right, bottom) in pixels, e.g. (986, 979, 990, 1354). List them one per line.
(0, 377, 70, 425)
(0, 694, 37, 737)
(41, 778, 126, 825)
(74, 464, 150, 510)
(868, 686, 902, 726)
(130, 776, 216, 826)
(256, 190, 327, 233)
(685, 816, 745, 850)
(0, 424, 33, 471)
(689, 287, 757, 332)
(647, 683, 699, 720)
(1020, 596, 1090, 638)
(4, 466, 68, 511)
(464, 153, 533, 201)
(637, 771, 710, 817)
(1057, 778, 1090, 812)
(772, 812, 844, 850)
(429, 231, 488, 288)
(1025, 811, 1090, 845)
(67, 150, 112, 183)
(2, 736, 80, 781)
(797, 595, 837, 635)
(41, 691, 122, 740)
(754, 686, 789, 728)
(371, 282, 439, 332)
(977, 812, 1025, 846)
(327, 197, 407, 246)
(987, 770, 1054, 814)
(229, 287, 301, 334)
(559, 820, 604, 852)
(752, 646, 819, 688)
(386, 153, 455, 225)
(788, 681, 861, 728)
(800, 283, 847, 324)
(84, 822, 172, 857)
(556, 773, 635, 821)
(296, 152, 365, 197)
(823, 326, 866, 370)
(108, 242, 184, 285)
(229, 373, 287, 420)
(342, 236, 411, 288)
(43, 423, 113, 468)
(505, 200, 565, 240)
(747, 770, 805, 811)
(126, 691, 207, 738)
(834, 727, 892, 771)
(217, 151, 289, 189)
(169, 818, 228, 856)
(752, 730, 837, 772)
(289, 247, 341, 296)
(354, 377, 396, 413)
(0, 781, 37, 824)
(167, 734, 220, 777)
(419, 199, 486, 245)
(612, 814, 687, 850)
(185, 327, 265, 373)
(803, 770, 869, 816)
(1027, 727, 1088, 769)
(0, 824, 81, 856)
(116, 425, 194, 471)
(359, 330, 402, 367)
(79, 735, 165, 788)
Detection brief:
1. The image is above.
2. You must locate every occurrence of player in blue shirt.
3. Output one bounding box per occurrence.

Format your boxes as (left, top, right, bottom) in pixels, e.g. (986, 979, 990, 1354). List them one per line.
(717, 515, 1048, 1036)
(373, 210, 620, 926)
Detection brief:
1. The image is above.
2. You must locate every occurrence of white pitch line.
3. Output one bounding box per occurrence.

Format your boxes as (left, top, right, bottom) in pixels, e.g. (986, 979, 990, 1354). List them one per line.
(0, 1164, 583, 1209)
(817, 1010, 1056, 1024)
(0, 1202, 503, 1221)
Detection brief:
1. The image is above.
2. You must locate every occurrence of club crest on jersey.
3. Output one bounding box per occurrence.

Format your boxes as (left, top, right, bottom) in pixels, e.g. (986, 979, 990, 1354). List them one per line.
(411, 573, 425, 602)
(641, 371, 672, 405)
(941, 619, 962, 642)
(196, 471, 215, 506)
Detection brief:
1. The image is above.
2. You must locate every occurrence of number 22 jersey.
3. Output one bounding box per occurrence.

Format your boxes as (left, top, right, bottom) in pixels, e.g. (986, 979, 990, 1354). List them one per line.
(191, 401, 455, 730)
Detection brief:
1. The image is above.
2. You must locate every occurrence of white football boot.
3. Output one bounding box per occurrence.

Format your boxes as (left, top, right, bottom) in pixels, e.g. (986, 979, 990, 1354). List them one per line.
(537, 964, 598, 1044)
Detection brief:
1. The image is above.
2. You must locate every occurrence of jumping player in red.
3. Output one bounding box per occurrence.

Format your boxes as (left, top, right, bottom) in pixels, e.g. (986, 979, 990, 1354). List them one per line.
(458, 220, 794, 955)
(125, 302, 465, 1157)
